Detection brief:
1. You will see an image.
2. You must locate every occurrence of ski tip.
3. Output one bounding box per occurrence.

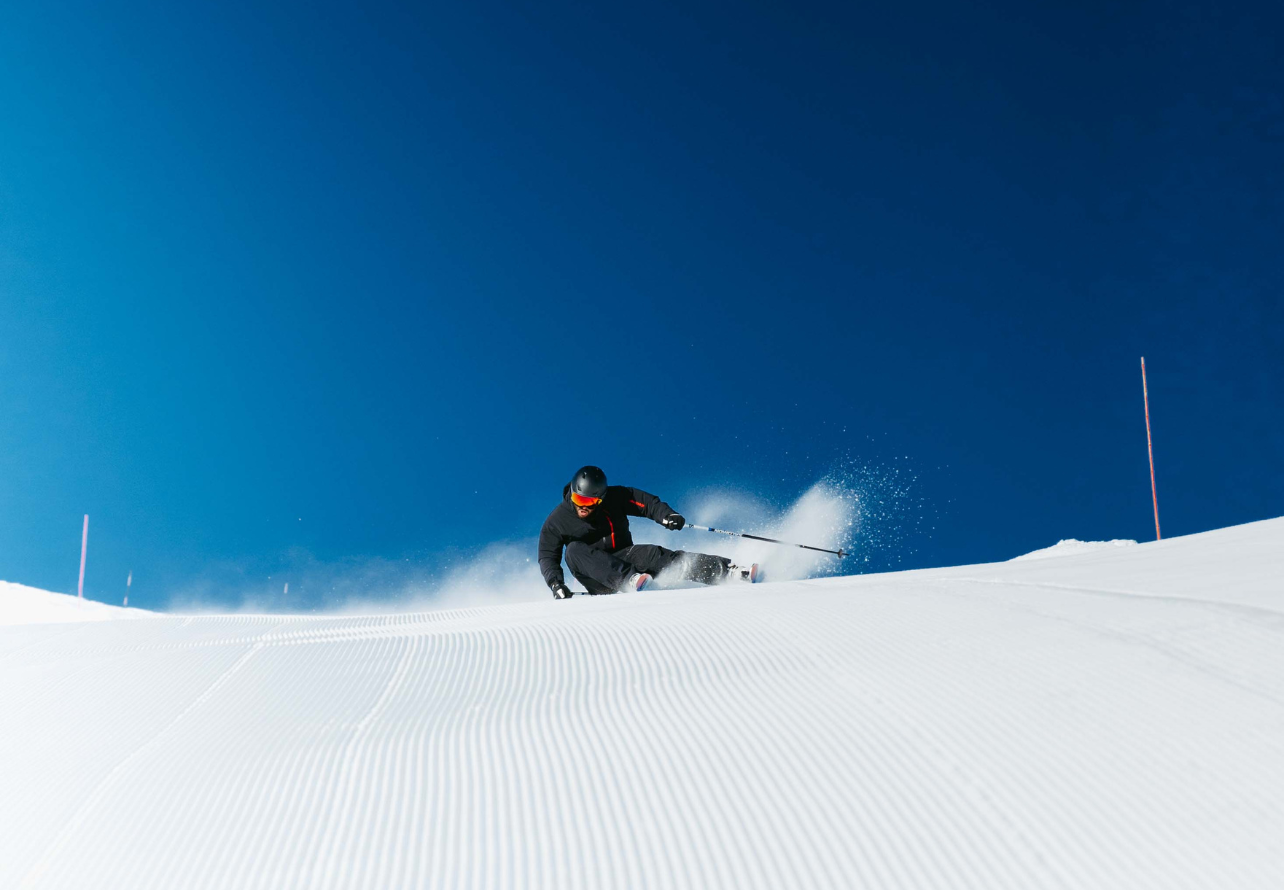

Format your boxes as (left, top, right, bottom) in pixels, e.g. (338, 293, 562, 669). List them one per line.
(749, 563, 760, 583)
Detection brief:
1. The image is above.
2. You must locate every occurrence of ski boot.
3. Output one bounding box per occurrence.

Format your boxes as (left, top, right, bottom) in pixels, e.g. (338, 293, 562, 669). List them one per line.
(624, 573, 652, 593)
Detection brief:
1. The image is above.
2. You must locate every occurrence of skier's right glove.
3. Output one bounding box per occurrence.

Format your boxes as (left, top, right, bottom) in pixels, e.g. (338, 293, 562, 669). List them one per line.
(662, 513, 686, 531)
(551, 583, 573, 600)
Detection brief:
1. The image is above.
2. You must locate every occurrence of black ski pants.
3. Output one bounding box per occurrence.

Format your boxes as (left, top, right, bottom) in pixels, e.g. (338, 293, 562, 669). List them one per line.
(564, 542, 731, 595)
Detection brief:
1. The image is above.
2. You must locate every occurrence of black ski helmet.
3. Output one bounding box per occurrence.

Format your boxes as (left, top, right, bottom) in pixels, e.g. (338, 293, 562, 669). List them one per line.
(570, 465, 608, 500)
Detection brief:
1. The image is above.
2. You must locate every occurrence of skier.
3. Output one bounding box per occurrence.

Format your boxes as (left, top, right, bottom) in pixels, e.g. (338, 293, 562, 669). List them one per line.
(539, 465, 758, 599)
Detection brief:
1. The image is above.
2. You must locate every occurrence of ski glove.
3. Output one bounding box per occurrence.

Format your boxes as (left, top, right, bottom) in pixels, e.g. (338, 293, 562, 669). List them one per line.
(551, 583, 573, 600)
(663, 513, 686, 531)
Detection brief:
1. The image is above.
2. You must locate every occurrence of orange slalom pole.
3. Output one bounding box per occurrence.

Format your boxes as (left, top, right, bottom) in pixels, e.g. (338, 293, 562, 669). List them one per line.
(1141, 358, 1161, 540)
(78, 514, 89, 598)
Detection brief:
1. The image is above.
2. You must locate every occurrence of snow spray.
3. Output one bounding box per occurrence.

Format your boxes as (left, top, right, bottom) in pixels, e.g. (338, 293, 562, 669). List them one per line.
(165, 465, 924, 613)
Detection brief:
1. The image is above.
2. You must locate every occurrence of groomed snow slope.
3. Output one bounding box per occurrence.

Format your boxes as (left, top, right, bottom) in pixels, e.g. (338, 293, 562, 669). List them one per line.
(2, 519, 1282, 889)
(0, 580, 147, 625)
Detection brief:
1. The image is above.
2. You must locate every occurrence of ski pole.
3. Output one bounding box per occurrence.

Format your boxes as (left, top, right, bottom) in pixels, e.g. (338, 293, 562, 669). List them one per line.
(686, 525, 846, 558)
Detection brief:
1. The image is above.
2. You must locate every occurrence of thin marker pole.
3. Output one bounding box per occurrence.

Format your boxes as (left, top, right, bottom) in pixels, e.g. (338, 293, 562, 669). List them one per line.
(1141, 358, 1161, 540)
(78, 514, 89, 598)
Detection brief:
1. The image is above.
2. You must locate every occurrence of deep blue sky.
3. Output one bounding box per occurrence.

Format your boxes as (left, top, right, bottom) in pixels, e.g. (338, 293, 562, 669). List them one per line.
(2, 0, 1280, 609)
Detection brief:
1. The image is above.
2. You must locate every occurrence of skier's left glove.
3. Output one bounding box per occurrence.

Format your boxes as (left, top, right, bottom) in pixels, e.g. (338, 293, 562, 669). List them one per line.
(662, 513, 685, 531)
(551, 583, 573, 600)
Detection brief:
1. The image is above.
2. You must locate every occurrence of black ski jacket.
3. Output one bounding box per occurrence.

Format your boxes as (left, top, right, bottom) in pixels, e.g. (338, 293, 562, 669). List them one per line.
(538, 484, 676, 590)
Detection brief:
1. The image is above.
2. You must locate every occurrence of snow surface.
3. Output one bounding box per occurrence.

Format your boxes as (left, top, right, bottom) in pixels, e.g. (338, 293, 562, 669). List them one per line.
(0, 580, 149, 625)
(1011, 538, 1138, 561)
(2, 517, 1283, 889)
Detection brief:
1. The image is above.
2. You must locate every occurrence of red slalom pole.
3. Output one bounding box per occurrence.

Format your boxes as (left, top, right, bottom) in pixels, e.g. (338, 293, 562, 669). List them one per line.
(78, 514, 89, 598)
(1141, 358, 1161, 541)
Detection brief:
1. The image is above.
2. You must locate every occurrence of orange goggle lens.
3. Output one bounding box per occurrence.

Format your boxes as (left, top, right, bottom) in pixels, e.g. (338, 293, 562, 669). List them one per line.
(570, 492, 603, 507)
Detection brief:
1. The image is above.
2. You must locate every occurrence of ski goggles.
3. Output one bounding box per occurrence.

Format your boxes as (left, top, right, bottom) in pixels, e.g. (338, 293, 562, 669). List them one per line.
(570, 491, 603, 507)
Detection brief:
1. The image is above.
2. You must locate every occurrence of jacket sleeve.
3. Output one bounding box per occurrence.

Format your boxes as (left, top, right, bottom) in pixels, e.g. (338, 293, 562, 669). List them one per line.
(622, 487, 676, 524)
(538, 518, 566, 589)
